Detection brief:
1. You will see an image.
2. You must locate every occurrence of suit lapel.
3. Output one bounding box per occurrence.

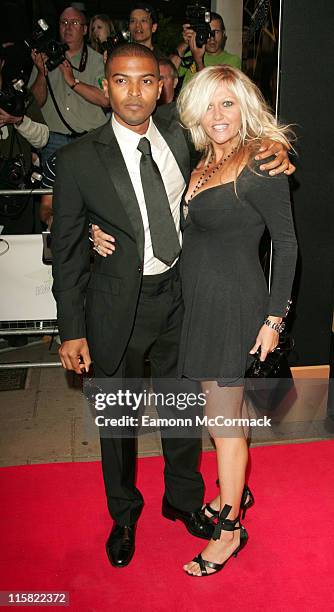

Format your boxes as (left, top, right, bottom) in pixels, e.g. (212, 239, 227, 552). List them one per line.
(153, 114, 190, 183)
(92, 116, 190, 262)
(93, 123, 144, 261)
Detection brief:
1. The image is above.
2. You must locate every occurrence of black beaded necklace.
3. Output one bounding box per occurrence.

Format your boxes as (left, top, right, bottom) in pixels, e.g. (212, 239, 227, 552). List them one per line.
(186, 147, 237, 203)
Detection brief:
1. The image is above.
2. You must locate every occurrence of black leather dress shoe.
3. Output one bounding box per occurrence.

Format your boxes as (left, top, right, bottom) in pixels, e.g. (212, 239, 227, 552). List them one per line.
(162, 496, 214, 540)
(106, 523, 136, 568)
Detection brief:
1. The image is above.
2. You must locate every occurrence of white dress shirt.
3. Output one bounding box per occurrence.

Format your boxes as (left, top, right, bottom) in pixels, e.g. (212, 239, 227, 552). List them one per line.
(112, 114, 185, 275)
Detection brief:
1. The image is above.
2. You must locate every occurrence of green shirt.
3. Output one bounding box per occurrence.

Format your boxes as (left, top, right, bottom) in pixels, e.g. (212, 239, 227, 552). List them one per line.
(28, 46, 106, 135)
(179, 49, 241, 88)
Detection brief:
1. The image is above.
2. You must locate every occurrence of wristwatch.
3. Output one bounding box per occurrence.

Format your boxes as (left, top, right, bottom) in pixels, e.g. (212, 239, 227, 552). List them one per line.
(71, 78, 80, 90)
(264, 318, 285, 334)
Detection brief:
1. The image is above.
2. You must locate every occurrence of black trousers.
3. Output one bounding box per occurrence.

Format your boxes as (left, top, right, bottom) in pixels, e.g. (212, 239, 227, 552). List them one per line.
(96, 266, 204, 526)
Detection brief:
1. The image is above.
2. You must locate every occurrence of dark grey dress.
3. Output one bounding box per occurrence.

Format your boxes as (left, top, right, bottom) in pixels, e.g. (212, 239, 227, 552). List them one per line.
(177, 160, 298, 382)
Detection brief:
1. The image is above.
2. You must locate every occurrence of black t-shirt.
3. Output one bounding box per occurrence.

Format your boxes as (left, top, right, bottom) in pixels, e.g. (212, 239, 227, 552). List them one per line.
(0, 93, 46, 232)
(0, 93, 46, 173)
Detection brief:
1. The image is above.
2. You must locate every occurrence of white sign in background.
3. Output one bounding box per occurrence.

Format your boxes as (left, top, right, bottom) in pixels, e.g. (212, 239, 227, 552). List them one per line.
(0, 235, 57, 321)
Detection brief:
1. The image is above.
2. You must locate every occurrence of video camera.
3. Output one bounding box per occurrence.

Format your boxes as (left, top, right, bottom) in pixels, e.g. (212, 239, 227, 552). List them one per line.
(0, 80, 29, 117)
(186, 4, 212, 47)
(25, 19, 69, 71)
(100, 30, 130, 56)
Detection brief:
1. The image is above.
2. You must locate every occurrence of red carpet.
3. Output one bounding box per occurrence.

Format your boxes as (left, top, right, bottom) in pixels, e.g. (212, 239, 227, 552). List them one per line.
(1, 441, 334, 611)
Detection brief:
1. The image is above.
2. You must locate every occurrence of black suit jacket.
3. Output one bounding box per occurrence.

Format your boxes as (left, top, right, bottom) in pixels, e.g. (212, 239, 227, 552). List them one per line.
(52, 110, 192, 374)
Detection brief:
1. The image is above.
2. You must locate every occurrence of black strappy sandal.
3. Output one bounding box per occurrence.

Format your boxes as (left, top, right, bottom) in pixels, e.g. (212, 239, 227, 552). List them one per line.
(240, 485, 255, 519)
(202, 503, 219, 522)
(213, 480, 255, 519)
(186, 504, 248, 577)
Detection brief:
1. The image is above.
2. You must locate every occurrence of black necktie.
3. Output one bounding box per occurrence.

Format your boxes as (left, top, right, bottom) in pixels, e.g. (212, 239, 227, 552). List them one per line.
(137, 137, 181, 266)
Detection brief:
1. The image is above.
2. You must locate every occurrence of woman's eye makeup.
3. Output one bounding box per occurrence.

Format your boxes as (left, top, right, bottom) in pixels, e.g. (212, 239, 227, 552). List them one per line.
(207, 100, 234, 111)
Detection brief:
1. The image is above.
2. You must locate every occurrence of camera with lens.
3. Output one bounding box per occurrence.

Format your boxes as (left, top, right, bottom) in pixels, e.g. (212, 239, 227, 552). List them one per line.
(0, 152, 42, 197)
(0, 155, 26, 190)
(25, 19, 69, 71)
(0, 153, 40, 218)
(100, 30, 130, 56)
(186, 4, 211, 47)
(0, 80, 29, 117)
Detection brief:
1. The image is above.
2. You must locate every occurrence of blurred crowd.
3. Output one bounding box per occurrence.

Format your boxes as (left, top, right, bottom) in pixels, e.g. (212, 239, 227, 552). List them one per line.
(0, 3, 241, 236)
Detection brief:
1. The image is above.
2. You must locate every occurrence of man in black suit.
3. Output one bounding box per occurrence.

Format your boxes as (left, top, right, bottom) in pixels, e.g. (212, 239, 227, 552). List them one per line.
(52, 43, 293, 568)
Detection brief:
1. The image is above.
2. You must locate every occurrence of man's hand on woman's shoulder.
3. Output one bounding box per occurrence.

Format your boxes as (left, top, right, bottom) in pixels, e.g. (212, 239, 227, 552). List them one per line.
(255, 139, 295, 176)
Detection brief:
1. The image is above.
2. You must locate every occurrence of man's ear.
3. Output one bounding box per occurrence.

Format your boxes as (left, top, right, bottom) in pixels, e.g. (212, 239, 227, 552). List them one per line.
(83, 24, 88, 37)
(173, 77, 178, 90)
(102, 78, 109, 99)
(157, 78, 163, 100)
(152, 23, 158, 34)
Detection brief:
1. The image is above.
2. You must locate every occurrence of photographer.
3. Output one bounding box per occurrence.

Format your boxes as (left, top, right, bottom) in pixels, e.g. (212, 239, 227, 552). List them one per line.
(0, 60, 49, 234)
(171, 12, 241, 89)
(158, 58, 178, 106)
(28, 6, 109, 163)
(129, 3, 164, 58)
(89, 14, 115, 54)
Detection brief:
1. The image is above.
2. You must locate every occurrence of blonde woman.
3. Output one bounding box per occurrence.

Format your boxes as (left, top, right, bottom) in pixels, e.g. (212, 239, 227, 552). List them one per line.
(176, 65, 297, 576)
(89, 14, 114, 53)
(89, 57, 296, 573)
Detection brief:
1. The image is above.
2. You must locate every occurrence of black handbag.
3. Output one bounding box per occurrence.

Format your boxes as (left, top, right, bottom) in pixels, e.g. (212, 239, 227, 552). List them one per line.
(245, 335, 295, 412)
(245, 334, 294, 379)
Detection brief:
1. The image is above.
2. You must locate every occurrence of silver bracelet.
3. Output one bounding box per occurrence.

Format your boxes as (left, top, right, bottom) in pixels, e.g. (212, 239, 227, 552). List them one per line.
(264, 318, 285, 333)
(285, 299, 292, 316)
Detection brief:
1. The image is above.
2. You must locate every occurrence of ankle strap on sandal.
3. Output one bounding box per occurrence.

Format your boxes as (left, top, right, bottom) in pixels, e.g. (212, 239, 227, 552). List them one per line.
(212, 504, 241, 541)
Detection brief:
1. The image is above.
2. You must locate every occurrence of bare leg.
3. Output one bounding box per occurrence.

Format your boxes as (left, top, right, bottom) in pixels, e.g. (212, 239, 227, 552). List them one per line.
(203, 388, 250, 518)
(185, 382, 248, 576)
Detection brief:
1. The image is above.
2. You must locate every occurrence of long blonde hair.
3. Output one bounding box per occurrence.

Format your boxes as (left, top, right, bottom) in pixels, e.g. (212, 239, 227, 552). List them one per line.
(177, 65, 294, 171)
(89, 14, 114, 52)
